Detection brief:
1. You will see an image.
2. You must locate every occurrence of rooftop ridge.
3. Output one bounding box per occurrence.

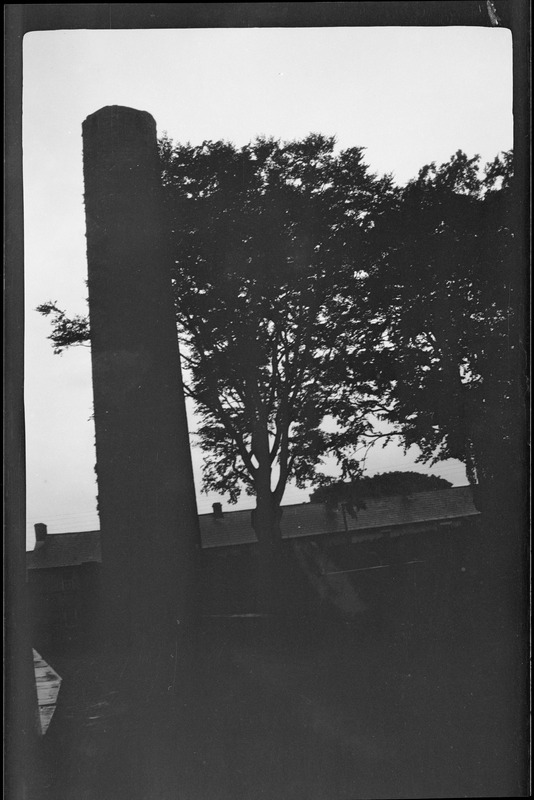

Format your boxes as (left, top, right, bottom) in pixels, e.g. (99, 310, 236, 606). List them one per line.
(197, 485, 474, 518)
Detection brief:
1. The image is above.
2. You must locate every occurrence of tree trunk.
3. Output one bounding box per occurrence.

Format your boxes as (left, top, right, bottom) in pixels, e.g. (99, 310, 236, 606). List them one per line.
(251, 481, 283, 616)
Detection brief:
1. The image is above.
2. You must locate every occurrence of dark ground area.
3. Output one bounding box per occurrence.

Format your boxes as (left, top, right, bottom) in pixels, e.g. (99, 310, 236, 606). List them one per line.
(29, 556, 528, 800)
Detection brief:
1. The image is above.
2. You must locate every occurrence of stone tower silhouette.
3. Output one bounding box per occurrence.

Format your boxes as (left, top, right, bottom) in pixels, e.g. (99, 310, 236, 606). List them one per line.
(82, 105, 200, 644)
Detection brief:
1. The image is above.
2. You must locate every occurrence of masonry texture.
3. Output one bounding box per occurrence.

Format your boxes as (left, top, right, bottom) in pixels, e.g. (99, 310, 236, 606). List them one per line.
(82, 106, 200, 643)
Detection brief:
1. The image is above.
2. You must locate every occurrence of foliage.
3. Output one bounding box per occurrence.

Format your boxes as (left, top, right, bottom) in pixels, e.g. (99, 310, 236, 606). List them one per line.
(157, 135, 396, 537)
(309, 471, 453, 506)
(35, 301, 90, 353)
(334, 149, 523, 500)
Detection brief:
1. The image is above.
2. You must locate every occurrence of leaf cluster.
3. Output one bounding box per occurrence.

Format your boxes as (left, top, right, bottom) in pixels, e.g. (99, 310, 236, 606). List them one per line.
(35, 302, 90, 354)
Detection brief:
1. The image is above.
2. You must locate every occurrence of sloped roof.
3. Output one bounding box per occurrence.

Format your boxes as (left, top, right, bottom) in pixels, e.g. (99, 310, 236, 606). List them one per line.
(26, 530, 101, 570)
(199, 485, 479, 548)
(26, 486, 479, 566)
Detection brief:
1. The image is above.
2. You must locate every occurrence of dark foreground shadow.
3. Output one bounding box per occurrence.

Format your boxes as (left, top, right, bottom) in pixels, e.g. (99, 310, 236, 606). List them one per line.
(30, 566, 527, 800)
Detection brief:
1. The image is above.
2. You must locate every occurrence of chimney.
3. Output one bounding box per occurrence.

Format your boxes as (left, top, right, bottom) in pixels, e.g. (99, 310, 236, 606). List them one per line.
(34, 523, 47, 549)
(212, 503, 223, 519)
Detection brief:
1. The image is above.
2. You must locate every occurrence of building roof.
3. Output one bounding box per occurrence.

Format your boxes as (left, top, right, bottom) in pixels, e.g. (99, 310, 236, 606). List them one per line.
(26, 486, 478, 568)
(26, 530, 101, 570)
(199, 485, 479, 549)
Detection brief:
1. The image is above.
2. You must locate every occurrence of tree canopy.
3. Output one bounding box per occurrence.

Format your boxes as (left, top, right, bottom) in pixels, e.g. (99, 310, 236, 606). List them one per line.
(309, 471, 453, 507)
(330, 149, 523, 512)
(158, 134, 397, 543)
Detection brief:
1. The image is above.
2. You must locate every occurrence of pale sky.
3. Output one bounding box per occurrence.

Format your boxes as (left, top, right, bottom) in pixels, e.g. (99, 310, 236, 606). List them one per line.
(23, 27, 513, 545)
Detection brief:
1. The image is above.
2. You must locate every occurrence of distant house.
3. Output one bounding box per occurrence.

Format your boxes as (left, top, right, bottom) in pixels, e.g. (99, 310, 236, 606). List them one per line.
(26, 524, 102, 653)
(27, 486, 480, 636)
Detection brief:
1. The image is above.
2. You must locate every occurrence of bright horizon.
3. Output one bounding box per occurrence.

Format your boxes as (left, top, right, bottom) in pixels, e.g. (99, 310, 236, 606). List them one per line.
(23, 27, 512, 545)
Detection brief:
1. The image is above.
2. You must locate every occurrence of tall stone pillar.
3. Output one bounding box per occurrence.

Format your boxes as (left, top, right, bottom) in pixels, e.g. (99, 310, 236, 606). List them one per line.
(82, 106, 200, 646)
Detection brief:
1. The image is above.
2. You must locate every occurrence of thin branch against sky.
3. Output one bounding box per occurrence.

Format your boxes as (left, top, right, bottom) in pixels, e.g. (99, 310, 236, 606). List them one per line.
(23, 27, 512, 541)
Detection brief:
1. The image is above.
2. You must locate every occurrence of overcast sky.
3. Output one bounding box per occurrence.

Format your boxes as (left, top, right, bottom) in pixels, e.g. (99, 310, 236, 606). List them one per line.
(23, 26, 512, 545)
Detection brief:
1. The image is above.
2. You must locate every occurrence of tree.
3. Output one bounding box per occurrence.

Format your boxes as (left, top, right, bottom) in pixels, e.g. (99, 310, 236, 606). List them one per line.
(334, 150, 524, 523)
(158, 135, 396, 546)
(39, 135, 394, 571)
(309, 471, 453, 506)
